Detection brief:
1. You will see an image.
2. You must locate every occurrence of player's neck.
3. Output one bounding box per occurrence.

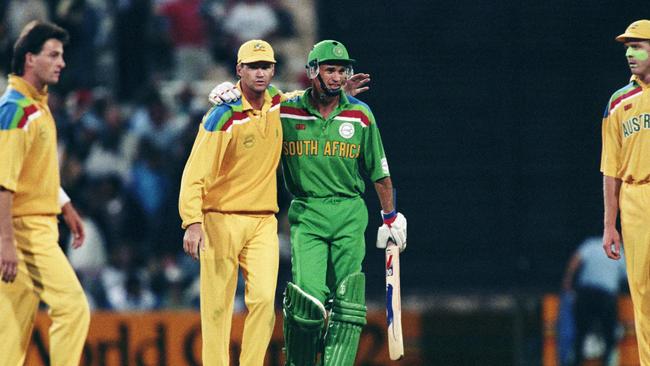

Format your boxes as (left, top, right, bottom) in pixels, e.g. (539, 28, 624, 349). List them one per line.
(640, 72, 650, 85)
(310, 89, 339, 119)
(21, 71, 46, 92)
(241, 86, 265, 110)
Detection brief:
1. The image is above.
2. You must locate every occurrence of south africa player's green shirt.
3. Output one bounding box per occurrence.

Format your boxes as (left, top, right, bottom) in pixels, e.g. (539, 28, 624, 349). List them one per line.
(279, 88, 390, 198)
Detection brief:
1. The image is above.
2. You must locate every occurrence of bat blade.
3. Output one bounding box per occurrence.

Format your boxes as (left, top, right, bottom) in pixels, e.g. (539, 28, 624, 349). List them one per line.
(385, 241, 404, 360)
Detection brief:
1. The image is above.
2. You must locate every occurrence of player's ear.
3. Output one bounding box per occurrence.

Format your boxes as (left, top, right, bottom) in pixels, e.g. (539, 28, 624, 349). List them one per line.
(236, 63, 243, 78)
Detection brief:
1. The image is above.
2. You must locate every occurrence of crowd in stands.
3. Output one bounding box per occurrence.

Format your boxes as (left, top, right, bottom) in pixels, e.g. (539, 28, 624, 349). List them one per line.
(0, 0, 303, 311)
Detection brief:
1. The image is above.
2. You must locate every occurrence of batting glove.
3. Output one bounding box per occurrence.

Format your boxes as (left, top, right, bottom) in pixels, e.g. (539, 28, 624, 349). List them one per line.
(208, 82, 241, 105)
(376, 210, 407, 252)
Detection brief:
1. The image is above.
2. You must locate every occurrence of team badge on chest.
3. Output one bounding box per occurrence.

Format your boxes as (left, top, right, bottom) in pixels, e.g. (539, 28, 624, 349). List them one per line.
(243, 134, 256, 148)
(338, 122, 355, 139)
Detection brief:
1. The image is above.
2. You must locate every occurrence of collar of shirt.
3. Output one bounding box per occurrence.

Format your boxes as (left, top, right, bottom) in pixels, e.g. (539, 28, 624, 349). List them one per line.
(8, 74, 48, 104)
(301, 87, 350, 118)
(631, 74, 650, 89)
(236, 81, 272, 114)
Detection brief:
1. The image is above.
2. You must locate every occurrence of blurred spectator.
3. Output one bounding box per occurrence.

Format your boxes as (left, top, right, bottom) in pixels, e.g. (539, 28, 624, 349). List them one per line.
(107, 271, 158, 311)
(84, 100, 138, 182)
(0, 0, 49, 73)
(66, 208, 108, 279)
(115, 0, 154, 100)
(4, 0, 49, 41)
(101, 244, 157, 310)
(269, 0, 296, 38)
(55, 0, 101, 91)
(0, 3, 11, 73)
(223, 0, 278, 43)
(66, 205, 108, 310)
(157, 0, 211, 81)
(66, 89, 102, 160)
(201, 0, 228, 63)
(129, 139, 169, 216)
(83, 175, 135, 251)
(128, 138, 173, 253)
(561, 236, 628, 366)
(131, 88, 185, 149)
(49, 90, 74, 149)
(222, 0, 278, 61)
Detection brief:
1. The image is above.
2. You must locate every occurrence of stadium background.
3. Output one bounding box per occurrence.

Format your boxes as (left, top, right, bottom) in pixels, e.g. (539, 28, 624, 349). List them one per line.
(2, 0, 648, 364)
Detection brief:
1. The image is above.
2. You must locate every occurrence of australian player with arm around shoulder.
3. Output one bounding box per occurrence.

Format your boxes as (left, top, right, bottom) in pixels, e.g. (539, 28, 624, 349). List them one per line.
(601, 19, 650, 365)
(0, 21, 90, 366)
(178, 39, 284, 366)
(280, 40, 407, 366)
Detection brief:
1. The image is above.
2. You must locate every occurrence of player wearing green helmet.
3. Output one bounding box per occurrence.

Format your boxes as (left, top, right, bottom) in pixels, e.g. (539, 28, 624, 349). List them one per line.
(306, 40, 356, 97)
(280, 40, 407, 366)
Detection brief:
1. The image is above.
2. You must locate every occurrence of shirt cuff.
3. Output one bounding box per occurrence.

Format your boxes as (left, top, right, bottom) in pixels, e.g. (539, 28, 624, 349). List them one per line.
(58, 187, 71, 208)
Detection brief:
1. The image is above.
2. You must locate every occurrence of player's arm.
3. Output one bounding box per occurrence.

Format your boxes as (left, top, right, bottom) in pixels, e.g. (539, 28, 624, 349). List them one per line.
(179, 111, 232, 259)
(374, 177, 406, 251)
(603, 175, 622, 260)
(374, 177, 395, 213)
(0, 187, 17, 283)
(0, 111, 34, 283)
(360, 110, 407, 251)
(600, 99, 622, 260)
(208, 74, 371, 105)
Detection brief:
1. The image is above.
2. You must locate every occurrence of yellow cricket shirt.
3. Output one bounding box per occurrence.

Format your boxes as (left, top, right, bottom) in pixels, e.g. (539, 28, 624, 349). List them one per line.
(179, 83, 283, 228)
(601, 75, 650, 183)
(0, 75, 60, 216)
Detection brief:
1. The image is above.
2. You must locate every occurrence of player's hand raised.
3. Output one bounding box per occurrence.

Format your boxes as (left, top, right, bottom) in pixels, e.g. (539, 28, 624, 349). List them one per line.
(208, 82, 241, 106)
(344, 73, 370, 96)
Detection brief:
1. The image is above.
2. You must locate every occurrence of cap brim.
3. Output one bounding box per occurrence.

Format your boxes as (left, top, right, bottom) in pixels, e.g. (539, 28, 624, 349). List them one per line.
(238, 57, 276, 64)
(616, 33, 631, 42)
(616, 32, 650, 42)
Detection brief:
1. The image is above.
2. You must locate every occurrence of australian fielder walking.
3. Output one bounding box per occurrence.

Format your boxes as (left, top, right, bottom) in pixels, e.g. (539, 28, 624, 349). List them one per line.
(601, 20, 650, 365)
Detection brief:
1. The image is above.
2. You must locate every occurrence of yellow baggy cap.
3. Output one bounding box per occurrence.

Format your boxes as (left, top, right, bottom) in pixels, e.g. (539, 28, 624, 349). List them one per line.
(237, 40, 276, 64)
(616, 20, 650, 42)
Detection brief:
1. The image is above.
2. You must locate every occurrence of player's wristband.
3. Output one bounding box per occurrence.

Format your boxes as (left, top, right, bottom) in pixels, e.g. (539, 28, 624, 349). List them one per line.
(381, 209, 397, 225)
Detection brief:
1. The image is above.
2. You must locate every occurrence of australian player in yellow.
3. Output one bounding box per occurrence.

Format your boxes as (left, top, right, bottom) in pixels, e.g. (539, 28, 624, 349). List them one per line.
(601, 20, 650, 365)
(179, 40, 283, 366)
(0, 21, 90, 366)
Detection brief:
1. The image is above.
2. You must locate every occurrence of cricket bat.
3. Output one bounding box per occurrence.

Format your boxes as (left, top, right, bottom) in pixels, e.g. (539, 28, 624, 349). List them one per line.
(385, 239, 404, 360)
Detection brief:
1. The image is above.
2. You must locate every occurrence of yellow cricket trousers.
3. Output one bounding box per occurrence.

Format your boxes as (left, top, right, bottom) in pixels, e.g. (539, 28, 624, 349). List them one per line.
(620, 182, 650, 365)
(0, 215, 90, 366)
(200, 212, 279, 366)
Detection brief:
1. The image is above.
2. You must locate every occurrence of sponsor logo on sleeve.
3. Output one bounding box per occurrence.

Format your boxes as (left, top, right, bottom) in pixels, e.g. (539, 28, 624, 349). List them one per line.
(381, 158, 390, 174)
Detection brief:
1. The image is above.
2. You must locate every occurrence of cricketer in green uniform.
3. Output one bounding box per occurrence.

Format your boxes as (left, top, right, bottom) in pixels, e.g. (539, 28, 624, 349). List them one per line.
(280, 40, 407, 366)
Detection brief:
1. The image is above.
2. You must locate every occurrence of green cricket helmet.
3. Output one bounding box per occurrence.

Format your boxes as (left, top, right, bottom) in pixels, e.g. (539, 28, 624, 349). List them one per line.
(306, 40, 355, 80)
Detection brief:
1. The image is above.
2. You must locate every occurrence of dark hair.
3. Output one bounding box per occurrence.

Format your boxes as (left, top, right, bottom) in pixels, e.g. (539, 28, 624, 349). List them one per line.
(11, 21, 69, 76)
